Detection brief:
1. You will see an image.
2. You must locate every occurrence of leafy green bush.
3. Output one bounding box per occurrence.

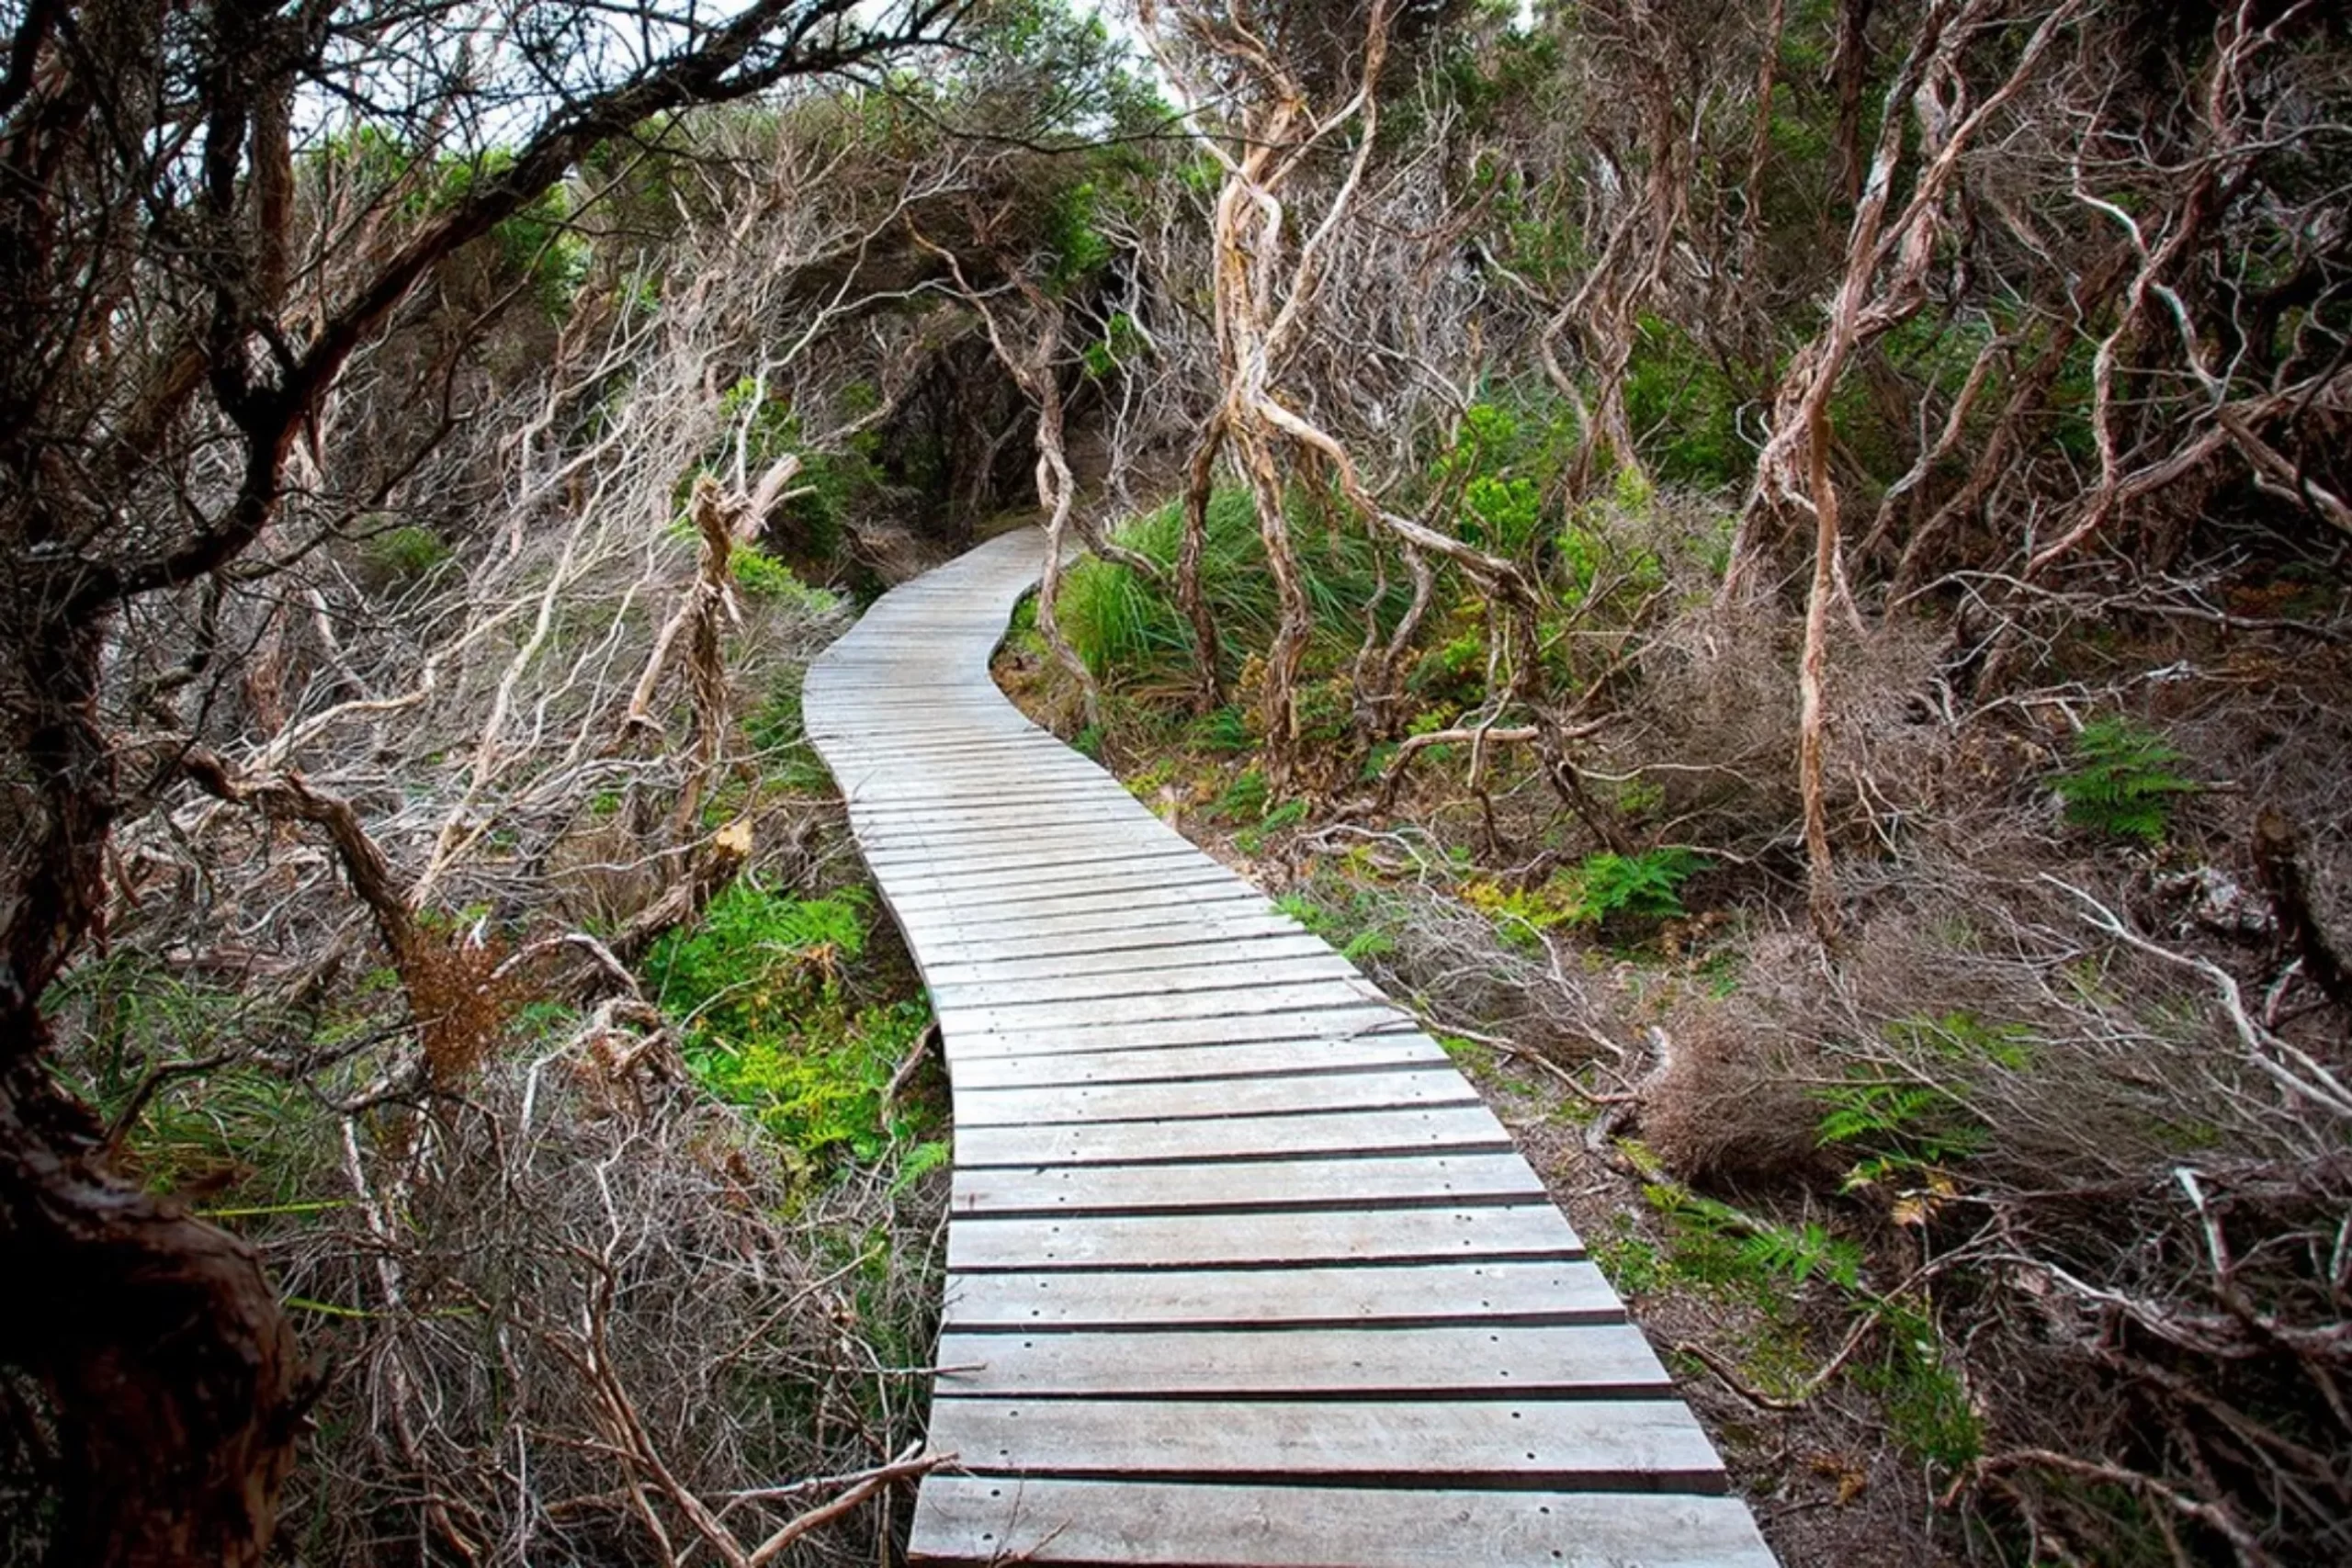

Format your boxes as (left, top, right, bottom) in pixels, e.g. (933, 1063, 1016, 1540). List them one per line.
(644, 885, 866, 1020)
(645, 886, 935, 1169)
(1556, 847, 1707, 927)
(1209, 768, 1269, 822)
(1421, 394, 1574, 557)
(1621, 316, 1748, 490)
(362, 525, 451, 581)
(1458, 848, 1706, 951)
(1188, 705, 1255, 753)
(2053, 716, 2199, 842)
(1056, 488, 1408, 692)
(732, 543, 841, 615)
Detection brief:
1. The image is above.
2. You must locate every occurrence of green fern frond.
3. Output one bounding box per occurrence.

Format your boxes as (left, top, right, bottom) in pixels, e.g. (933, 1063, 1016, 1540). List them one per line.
(2053, 716, 2199, 843)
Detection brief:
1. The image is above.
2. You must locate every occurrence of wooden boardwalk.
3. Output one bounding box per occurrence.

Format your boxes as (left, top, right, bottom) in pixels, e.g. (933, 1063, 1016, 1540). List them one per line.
(803, 530, 1774, 1567)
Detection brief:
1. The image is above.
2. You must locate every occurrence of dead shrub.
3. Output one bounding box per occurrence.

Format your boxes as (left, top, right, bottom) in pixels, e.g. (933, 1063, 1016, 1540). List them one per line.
(1642, 996, 1824, 1186)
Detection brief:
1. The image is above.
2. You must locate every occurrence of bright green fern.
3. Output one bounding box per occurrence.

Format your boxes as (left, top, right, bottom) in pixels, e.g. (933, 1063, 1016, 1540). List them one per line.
(2053, 716, 2199, 843)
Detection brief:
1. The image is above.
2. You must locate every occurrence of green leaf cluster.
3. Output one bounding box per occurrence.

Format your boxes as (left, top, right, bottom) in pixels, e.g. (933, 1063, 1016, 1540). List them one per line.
(646, 886, 937, 1170)
(1814, 1011, 2027, 1190)
(2052, 716, 2199, 843)
(732, 545, 841, 615)
(1056, 488, 1409, 687)
(1554, 847, 1708, 927)
(1649, 1186, 1865, 1292)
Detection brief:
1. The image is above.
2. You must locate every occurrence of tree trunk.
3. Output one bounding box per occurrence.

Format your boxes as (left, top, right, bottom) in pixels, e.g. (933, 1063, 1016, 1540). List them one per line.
(1177, 412, 1228, 714)
(1, 1046, 304, 1568)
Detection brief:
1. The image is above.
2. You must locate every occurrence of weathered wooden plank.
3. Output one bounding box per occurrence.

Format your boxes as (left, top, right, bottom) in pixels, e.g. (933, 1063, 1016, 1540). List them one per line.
(933, 1324, 1673, 1399)
(884, 865, 1242, 919)
(940, 1259, 1628, 1331)
(950, 1066, 1476, 1127)
(944, 1033, 1449, 1089)
(922, 930, 1331, 984)
(892, 904, 1289, 951)
(843, 774, 1128, 800)
(825, 752, 1097, 777)
(928, 954, 1366, 1012)
(944, 1204, 1582, 1270)
(909, 1479, 1775, 1567)
(952, 1104, 1516, 1167)
(931, 979, 1395, 1035)
(843, 777, 1113, 800)
(861, 844, 1198, 883)
(921, 1397, 1728, 1491)
(937, 1006, 1418, 1061)
(949, 1151, 1544, 1214)
(908, 902, 1303, 951)
(870, 842, 1216, 884)
(842, 774, 1116, 801)
(865, 849, 1216, 897)
(853, 817, 1165, 854)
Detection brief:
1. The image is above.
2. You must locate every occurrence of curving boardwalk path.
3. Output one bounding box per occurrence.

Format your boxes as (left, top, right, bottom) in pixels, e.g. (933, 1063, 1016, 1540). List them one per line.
(803, 530, 1773, 1567)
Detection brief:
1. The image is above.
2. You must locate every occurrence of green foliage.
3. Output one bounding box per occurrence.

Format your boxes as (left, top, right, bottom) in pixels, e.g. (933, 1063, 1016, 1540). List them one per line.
(1044, 181, 1114, 290)
(1081, 311, 1147, 378)
(420, 149, 589, 316)
(1621, 317, 1749, 489)
(361, 525, 452, 581)
(1209, 769, 1270, 822)
(1888, 1010, 2035, 1071)
(2053, 716, 2199, 843)
(1273, 871, 1410, 966)
(1589, 1213, 1668, 1297)
(1816, 1077, 1989, 1192)
(49, 963, 326, 1205)
(1650, 1186, 1865, 1292)
(891, 1138, 952, 1194)
(691, 995, 933, 1168)
(492, 185, 591, 317)
(1464, 474, 1544, 553)
(1555, 848, 1708, 928)
(647, 886, 935, 1170)
(645, 885, 867, 1013)
(732, 544, 841, 615)
(679, 378, 880, 565)
(1232, 798, 1306, 855)
(1188, 705, 1255, 753)
(744, 681, 833, 794)
(1409, 630, 1487, 704)
(718, 376, 797, 468)
(1639, 1179, 1979, 1468)
(1425, 395, 1574, 558)
(1462, 848, 1709, 950)
(1056, 489, 1408, 692)
(1859, 1303, 1984, 1471)
(1815, 1011, 2026, 1190)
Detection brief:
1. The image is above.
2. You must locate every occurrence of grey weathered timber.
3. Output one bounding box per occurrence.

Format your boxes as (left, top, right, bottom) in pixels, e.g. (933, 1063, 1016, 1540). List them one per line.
(801, 528, 1774, 1566)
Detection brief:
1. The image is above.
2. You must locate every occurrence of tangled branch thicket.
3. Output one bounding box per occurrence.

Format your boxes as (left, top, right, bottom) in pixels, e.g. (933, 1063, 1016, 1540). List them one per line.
(1, 33, 1054, 1559)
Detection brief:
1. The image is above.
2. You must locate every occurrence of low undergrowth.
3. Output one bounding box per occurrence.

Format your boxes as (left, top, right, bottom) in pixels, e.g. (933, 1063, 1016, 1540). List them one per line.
(647, 882, 944, 1176)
